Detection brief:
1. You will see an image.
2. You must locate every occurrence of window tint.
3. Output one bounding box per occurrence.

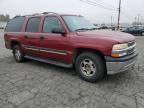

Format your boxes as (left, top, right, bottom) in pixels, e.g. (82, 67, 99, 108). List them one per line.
(26, 17, 40, 32)
(43, 16, 63, 33)
(5, 17, 25, 32)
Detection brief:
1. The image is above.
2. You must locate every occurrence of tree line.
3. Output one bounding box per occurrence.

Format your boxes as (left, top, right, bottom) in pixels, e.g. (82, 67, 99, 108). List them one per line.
(0, 14, 10, 22)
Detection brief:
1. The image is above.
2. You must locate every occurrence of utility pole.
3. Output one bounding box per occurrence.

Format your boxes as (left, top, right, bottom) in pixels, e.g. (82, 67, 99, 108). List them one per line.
(111, 16, 113, 27)
(134, 17, 137, 23)
(138, 14, 140, 23)
(117, 0, 121, 30)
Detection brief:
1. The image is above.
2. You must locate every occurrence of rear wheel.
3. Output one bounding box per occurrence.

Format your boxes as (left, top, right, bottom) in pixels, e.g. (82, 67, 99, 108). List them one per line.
(13, 45, 25, 63)
(75, 52, 105, 82)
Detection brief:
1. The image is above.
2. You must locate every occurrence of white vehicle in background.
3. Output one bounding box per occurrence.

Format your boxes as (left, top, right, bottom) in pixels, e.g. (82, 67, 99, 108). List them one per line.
(0, 22, 7, 29)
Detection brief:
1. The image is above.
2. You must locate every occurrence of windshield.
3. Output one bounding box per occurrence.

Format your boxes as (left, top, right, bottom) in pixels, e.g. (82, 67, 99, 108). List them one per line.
(62, 16, 96, 32)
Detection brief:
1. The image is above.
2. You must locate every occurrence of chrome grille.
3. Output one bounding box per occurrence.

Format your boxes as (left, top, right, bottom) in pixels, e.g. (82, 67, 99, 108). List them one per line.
(127, 47, 135, 55)
(128, 41, 135, 47)
(127, 41, 136, 55)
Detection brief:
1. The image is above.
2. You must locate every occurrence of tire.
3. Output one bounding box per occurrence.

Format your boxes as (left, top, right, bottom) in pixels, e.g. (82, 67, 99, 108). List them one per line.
(142, 32, 144, 36)
(75, 52, 105, 82)
(12, 45, 25, 63)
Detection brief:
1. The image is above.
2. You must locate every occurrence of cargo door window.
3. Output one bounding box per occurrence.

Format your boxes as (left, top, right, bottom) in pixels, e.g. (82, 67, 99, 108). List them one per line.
(5, 17, 25, 32)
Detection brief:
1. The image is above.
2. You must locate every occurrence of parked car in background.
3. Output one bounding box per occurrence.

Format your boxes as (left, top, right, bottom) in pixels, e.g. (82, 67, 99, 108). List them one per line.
(98, 26, 108, 30)
(93, 24, 99, 30)
(122, 26, 144, 36)
(119, 27, 127, 31)
(4, 12, 137, 82)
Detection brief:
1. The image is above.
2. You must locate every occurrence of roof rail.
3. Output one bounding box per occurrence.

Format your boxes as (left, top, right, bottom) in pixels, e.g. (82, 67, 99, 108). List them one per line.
(23, 13, 41, 16)
(32, 13, 40, 16)
(14, 16, 20, 18)
(15, 12, 57, 18)
(13, 15, 23, 18)
(42, 12, 57, 15)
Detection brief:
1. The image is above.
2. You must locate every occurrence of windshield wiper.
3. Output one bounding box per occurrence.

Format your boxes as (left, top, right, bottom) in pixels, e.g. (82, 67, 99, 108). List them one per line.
(75, 27, 98, 32)
(89, 28, 98, 30)
(75, 28, 91, 31)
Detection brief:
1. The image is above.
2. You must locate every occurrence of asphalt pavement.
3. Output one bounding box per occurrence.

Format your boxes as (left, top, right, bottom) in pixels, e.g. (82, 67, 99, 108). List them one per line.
(0, 29, 144, 108)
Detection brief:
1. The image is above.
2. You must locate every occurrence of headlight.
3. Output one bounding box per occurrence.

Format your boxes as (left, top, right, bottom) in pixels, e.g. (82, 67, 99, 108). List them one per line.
(112, 43, 128, 50)
(111, 43, 128, 57)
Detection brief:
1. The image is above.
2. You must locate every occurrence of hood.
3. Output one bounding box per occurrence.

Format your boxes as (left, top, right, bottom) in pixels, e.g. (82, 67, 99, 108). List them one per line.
(76, 30, 135, 43)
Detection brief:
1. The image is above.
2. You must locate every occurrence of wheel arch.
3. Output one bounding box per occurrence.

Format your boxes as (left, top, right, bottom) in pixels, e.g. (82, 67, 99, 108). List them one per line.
(73, 48, 107, 74)
(73, 48, 106, 63)
(10, 40, 21, 49)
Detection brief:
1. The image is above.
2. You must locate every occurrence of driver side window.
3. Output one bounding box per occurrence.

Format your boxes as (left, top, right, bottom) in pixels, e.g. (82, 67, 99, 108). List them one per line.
(43, 16, 64, 33)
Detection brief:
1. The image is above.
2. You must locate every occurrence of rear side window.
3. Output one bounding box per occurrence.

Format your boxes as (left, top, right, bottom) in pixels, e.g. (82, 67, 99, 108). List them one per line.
(26, 17, 41, 32)
(5, 17, 25, 32)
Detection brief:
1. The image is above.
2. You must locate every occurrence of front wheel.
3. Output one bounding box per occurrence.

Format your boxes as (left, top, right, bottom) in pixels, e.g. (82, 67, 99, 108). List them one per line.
(75, 52, 105, 82)
(142, 32, 144, 36)
(13, 45, 25, 63)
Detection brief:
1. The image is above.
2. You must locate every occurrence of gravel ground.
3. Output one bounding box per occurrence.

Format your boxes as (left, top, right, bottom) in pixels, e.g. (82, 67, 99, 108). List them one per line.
(0, 29, 144, 108)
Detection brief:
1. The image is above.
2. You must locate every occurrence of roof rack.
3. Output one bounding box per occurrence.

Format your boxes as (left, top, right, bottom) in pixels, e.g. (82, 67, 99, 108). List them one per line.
(14, 12, 57, 18)
(32, 13, 40, 16)
(14, 15, 21, 18)
(42, 12, 57, 15)
(13, 15, 24, 18)
(24, 13, 41, 16)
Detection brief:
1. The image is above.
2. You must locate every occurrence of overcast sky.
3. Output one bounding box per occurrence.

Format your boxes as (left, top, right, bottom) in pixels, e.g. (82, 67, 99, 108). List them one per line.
(0, 0, 144, 24)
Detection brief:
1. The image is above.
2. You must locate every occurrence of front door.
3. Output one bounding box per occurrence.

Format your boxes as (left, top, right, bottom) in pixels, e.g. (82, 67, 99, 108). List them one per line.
(39, 16, 72, 63)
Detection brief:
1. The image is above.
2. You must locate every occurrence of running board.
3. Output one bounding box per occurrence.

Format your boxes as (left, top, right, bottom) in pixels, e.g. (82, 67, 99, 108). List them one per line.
(25, 55, 73, 68)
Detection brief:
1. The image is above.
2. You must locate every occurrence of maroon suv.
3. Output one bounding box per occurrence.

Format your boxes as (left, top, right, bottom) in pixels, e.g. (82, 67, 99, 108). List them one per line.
(4, 12, 137, 82)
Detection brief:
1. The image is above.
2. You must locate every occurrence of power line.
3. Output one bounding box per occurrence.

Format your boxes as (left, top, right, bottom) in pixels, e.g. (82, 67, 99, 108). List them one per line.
(87, 0, 116, 10)
(121, 11, 133, 20)
(80, 0, 117, 11)
(80, 0, 130, 30)
(92, 0, 117, 9)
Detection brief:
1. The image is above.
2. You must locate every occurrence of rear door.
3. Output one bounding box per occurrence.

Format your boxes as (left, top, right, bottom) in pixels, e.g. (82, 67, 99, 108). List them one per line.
(22, 17, 41, 57)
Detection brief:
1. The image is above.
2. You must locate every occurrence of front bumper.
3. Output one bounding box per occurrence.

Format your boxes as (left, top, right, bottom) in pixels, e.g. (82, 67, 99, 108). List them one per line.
(105, 53, 138, 74)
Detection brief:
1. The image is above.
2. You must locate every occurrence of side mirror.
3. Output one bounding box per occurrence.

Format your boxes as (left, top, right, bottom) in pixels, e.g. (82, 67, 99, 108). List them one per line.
(52, 28, 66, 35)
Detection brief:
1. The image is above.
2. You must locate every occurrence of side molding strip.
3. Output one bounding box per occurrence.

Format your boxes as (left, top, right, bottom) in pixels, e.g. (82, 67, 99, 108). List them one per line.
(22, 45, 67, 55)
(40, 49, 67, 55)
(24, 47, 39, 51)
